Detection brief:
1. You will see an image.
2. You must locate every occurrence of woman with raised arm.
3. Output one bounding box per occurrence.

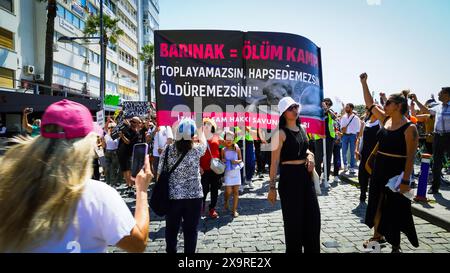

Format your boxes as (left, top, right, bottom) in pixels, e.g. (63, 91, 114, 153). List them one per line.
(360, 73, 419, 253)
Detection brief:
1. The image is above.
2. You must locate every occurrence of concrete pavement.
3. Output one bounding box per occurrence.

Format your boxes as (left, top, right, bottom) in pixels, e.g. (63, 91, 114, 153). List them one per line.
(108, 172, 450, 253)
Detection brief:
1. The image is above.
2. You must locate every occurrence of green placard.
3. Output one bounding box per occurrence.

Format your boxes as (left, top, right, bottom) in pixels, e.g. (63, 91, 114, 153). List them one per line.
(105, 95, 120, 106)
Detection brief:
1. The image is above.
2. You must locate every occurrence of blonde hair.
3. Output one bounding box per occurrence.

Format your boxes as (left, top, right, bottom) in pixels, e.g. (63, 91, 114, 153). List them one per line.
(0, 133, 96, 252)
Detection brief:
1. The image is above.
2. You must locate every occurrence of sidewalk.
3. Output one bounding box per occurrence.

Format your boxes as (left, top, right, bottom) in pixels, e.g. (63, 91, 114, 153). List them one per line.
(339, 166, 450, 232)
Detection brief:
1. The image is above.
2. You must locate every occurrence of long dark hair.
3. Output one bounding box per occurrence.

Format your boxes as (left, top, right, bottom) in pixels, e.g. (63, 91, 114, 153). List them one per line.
(175, 139, 193, 155)
(279, 114, 302, 129)
(390, 90, 410, 115)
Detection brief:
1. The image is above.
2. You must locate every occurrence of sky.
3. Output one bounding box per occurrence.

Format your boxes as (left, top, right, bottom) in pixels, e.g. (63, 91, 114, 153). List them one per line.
(159, 0, 450, 108)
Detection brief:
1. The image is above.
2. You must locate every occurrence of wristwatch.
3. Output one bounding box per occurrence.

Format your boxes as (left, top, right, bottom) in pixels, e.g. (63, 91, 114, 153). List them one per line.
(401, 179, 410, 185)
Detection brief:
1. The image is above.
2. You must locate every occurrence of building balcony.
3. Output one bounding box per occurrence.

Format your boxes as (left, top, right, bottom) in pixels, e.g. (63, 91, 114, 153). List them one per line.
(118, 59, 138, 75)
(118, 21, 137, 41)
(119, 77, 138, 92)
(118, 39, 138, 59)
(117, 1, 138, 27)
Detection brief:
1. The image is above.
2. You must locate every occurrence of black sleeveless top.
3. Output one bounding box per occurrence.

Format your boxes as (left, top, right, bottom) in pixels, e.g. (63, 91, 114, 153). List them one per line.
(280, 127, 309, 162)
(377, 120, 412, 156)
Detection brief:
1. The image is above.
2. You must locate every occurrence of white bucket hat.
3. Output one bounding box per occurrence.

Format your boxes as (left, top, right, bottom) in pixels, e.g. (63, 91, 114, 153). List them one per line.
(278, 97, 300, 115)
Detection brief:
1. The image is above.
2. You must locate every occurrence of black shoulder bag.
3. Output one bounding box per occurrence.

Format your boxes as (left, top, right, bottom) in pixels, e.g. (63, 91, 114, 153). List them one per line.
(150, 146, 188, 216)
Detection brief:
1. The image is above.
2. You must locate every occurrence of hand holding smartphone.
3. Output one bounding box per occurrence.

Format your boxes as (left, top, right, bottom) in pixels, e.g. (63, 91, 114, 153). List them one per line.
(131, 143, 148, 179)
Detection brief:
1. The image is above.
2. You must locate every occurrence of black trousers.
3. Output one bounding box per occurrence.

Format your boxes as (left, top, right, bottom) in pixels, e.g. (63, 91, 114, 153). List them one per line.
(92, 158, 100, 180)
(201, 170, 221, 209)
(314, 138, 335, 180)
(278, 164, 321, 253)
(358, 156, 370, 201)
(254, 140, 264, 174)
(432, 134, 450, 191)
(333, 142, 342, 176)
(165, 198, 202, 253)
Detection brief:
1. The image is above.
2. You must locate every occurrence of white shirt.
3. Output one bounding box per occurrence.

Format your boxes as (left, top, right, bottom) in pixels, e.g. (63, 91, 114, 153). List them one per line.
(430, 102, 450, 133)
(104, 134, 119, 150)
(340, 113, 361, 135)
(30, 180, 136, 253)
(152, 126, 174, 157)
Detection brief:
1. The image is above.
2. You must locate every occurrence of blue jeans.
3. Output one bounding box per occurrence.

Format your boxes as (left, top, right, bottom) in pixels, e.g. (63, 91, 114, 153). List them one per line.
(341, 134, 357, 169)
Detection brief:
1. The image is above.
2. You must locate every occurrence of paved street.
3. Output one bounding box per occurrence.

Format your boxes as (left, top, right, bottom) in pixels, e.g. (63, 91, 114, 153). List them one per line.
(108, 174, 450, 253)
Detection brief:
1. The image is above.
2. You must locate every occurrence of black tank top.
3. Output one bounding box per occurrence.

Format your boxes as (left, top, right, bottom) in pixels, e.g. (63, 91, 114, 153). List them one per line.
(280, 127, 308, 162)
(377, 120, 412, 156)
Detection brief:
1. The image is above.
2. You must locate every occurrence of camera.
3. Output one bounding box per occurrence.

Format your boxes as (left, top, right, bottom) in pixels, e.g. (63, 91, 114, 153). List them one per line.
(25, 108, 33, 114)
(110, 122, 128, 140)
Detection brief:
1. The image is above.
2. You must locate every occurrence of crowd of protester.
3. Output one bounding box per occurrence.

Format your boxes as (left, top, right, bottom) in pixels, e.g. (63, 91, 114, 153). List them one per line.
(0, 76, 448, 253)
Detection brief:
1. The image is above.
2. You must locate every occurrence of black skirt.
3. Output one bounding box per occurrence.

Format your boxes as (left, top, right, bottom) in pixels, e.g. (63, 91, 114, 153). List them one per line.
(365, 153, 419, 247)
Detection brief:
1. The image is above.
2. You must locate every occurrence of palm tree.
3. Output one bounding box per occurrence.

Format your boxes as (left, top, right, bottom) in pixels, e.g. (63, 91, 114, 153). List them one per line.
(37, 0, 57, 95)
(139, 44, 154, 102)
(84, 14, 123, 100)
(84, 14, 124, 48)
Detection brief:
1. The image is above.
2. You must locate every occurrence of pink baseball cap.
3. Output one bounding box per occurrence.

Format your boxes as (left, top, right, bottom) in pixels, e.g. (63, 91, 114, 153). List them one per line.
(41, 99, 103, 139)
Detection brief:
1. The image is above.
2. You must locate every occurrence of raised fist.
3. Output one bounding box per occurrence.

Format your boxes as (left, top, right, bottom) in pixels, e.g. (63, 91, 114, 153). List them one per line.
(360, 73, 368, 82)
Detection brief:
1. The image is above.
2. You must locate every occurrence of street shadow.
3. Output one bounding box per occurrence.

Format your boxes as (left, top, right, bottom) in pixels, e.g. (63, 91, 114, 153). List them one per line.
(433, 193, 450, 210)
(351, 202, 367, 223)
(149, 226, 166, 241)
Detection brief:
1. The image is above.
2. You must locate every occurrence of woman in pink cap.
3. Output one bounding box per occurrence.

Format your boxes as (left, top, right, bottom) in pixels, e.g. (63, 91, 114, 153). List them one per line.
(0, 99, 152, 253)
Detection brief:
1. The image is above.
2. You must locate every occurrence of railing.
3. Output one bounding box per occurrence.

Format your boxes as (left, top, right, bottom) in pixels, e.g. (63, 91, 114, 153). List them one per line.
(1, 78, 96, 100)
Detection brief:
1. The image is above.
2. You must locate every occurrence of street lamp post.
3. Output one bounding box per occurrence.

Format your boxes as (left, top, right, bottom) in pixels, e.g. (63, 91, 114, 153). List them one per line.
(99, 0, 105, 116)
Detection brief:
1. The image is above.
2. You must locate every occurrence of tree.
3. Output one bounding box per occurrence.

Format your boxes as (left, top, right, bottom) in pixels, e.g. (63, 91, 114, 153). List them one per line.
(83, 14, 123, 98)
(354, 104, 366, 117)
(138, 44, 154, 103)
(37, 0, 57, 95)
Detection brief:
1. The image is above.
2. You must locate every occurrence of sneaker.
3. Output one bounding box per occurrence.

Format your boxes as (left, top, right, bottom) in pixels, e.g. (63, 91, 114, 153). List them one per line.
(344, 165, 349, 173)
(239, 186, 244, 193)
(247, 180, 254, 189)
(209, 208, 218, 219)
(323, 179, 330, 189)
(349, 168, 356, 175)
(333, 176, 339, 183)
(232, 211, 239, 218)
(259, 173, 264, 178)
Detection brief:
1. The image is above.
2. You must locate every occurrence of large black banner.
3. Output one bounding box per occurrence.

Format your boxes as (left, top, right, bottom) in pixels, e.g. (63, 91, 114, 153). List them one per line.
(155, 30, 324, 134)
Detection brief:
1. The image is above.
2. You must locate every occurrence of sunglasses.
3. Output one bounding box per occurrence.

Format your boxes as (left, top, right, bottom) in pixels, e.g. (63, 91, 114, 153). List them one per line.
(385, 100, 397, 106)
(287, 104, 299, 111)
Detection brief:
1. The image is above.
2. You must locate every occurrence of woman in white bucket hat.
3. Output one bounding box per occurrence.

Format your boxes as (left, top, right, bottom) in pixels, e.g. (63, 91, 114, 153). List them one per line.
(267, 97, 321, 253)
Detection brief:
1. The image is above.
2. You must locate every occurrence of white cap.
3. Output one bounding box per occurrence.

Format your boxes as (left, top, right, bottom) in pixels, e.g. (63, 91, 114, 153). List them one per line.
(278, 97, 300, 115)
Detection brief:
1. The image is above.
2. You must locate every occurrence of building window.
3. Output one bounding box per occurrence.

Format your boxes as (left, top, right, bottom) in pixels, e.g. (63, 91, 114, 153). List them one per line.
(0, 67, 14, 89)
(88, 2, 97, 15)
(57, 4, 65, 18)
(105, 0, 116, 14)
(54, 62, 87, 83)
(90, 51, 100, 64)
(0, 0, 13, 13)
(0, 27, 14, 50)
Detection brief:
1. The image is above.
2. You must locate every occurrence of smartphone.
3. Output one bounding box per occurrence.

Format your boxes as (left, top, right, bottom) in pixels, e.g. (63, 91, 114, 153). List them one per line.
(131, 143, 148, 179)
